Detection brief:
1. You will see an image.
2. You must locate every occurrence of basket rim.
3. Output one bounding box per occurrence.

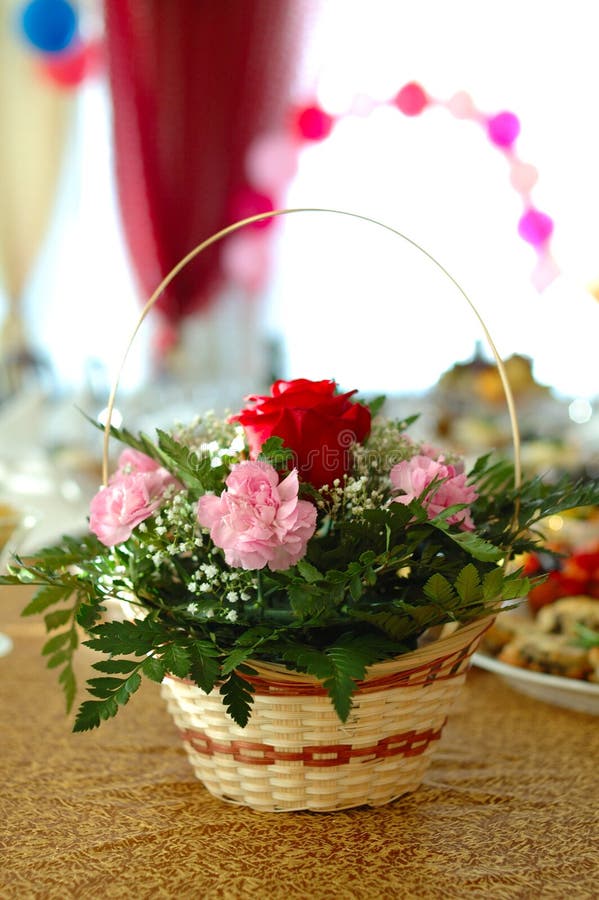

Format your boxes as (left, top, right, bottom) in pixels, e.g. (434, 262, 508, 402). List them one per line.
(164, 613, 494, 693)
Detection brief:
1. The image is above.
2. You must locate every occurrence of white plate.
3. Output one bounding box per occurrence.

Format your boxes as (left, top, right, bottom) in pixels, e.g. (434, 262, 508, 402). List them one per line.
(473, 650, 599, 716)
(0, 633, 13, 658)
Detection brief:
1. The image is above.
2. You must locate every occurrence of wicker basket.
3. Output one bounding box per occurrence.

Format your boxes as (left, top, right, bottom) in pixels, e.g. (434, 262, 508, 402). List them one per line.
(102, 206, 520, 813)
(160, 615, 493, 812)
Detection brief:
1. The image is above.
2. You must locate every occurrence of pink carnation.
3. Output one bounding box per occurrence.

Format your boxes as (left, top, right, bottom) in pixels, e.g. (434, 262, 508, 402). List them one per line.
(90, 463, 181, 547)
(197, 460, 317, 571)
(115, 448, 161, 476)
(415, 441, 466, 475)
(390, 454, 477, 531)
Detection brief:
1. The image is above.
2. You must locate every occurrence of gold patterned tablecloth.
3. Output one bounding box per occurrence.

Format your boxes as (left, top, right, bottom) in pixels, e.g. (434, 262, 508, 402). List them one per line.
(1, 585, 598, 900)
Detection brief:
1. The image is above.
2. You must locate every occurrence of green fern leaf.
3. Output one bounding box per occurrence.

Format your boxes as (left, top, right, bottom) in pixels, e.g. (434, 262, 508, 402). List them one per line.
(455, 564, 482, 604)
(221, 647, 254, 676)
(142, 656, 166, 683)
(92, 658, 139, 674)
(219, 672, 254, 727)
(423, 573, 456, 605)
(87, 676, 127, 698)
(443, 530, 504, 562)
(188, 651, 220, 695)
(161, 644, 191, 678)
(73, 699, 115, 732)
(482, 567, 505, 601)
(42, 630, 71, 656)
(58, 663, 76, 712)
(22, 583, 73, 616)
(44, 608, 73, 631)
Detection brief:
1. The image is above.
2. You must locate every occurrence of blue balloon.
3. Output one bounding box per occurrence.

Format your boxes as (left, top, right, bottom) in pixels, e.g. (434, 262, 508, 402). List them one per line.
(19, 0, 78, 54)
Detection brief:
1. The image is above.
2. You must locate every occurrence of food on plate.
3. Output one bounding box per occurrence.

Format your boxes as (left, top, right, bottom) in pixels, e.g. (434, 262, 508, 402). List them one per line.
(497, 632, 591, 679)
(481, 617, 528, 655)
(481, 592, 599, 683)
(536, 595, 599, 637)
(525, 539, 599, 613)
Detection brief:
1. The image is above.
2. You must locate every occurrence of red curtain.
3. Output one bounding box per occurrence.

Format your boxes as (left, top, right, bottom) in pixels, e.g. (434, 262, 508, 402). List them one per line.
(103, 1, 303, 330)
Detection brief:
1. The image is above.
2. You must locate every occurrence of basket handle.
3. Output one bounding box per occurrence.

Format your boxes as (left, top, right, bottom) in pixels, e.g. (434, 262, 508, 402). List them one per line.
(101, 206, 521, 493)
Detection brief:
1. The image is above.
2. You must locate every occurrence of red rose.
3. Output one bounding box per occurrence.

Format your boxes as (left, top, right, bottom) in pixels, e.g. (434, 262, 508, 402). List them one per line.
(231, 378, 371, 488)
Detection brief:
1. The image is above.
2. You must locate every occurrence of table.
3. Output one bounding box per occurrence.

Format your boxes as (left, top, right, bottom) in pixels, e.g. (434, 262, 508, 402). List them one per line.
(1, 584, 598, 899)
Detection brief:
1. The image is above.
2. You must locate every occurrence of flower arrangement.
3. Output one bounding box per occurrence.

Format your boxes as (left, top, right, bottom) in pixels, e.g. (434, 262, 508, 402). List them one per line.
(4, 377, 599, 731)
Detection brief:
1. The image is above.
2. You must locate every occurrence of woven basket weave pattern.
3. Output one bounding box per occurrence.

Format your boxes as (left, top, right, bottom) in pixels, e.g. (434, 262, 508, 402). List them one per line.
(161, 616, 492, 811)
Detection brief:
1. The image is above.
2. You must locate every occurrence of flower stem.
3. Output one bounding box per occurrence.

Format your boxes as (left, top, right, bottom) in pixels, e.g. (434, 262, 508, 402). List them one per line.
(256, 570, 264, 610)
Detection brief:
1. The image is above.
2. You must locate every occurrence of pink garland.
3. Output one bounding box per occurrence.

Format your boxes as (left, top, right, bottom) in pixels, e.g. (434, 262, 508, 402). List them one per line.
(224, 81, 557, 294)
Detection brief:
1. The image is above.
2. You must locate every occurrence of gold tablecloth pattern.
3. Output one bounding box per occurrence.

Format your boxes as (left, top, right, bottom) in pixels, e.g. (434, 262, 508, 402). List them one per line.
(1, 585, 598, 899)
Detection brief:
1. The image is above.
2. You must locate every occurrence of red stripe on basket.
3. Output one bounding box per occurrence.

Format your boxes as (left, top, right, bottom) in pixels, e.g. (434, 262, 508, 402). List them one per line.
(241, 642, 478, 697)
(179, 721, 445, 767)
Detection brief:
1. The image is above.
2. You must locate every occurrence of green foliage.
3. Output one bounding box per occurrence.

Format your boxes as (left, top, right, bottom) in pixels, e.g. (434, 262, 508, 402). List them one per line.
(7, 404, 599, 734)
(188, 642, 220, 695)
(423, 573, 457, 606)
(282, 633, 398, 722)
(73, 668, 142, 733)
(156, 429, 226, 493)
(432, 523, 505, 563)
(219, 672, 254, 727)
(1, 548, 96, 713)
(22, 584, 73, 616)
(161, 644, 192, 679)
(258, 436, 295, 470)
(468, 454, 599, 556)
(365, 394, 386, 416)
(79, 410, 166, 467)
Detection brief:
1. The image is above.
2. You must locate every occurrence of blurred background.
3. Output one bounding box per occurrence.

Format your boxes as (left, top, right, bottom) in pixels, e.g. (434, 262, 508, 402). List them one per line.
(1, 0, 599, 549)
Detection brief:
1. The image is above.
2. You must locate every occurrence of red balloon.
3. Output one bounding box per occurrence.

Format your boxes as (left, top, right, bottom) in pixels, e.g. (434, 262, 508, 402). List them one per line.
(393, 82, 428, 116)
(38, 40, 104, 88)
(294, 105, 334, 141)
(518, 208, 554, 247)
(487, 111, 520, 148)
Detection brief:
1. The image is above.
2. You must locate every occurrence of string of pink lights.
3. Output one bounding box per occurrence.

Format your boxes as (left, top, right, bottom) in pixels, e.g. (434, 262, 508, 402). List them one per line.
(223, 81, 559, 294)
